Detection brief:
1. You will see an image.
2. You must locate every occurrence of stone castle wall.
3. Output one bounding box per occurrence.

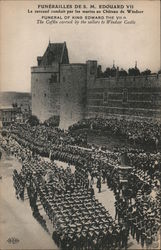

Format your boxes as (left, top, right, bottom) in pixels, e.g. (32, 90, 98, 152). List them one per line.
(59, 64, 87, 129)
(31, 54, 161, 128)
(31, 64, 60, 122)
(86, 73, 161, 120)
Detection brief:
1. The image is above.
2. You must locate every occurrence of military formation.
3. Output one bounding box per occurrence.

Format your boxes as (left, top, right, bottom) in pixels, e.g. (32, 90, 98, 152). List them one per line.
(11, 155, 128, 249)
(0, 120, 160, 249)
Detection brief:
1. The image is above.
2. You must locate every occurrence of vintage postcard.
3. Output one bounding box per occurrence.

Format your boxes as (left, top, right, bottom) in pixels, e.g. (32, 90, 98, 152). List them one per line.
(0, 0, 160, 249)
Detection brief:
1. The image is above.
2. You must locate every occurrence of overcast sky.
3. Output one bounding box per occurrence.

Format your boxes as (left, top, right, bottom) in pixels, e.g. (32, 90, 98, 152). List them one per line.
(0, 0, 160, 92)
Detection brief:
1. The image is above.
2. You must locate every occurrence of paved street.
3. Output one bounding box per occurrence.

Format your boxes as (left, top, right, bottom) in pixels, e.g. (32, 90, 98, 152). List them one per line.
(0, 150, 58, 250)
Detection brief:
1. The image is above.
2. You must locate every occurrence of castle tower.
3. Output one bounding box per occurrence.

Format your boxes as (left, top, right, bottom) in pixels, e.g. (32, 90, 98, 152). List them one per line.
(59, 63, 87, 129)
(31, 42, 69, 122)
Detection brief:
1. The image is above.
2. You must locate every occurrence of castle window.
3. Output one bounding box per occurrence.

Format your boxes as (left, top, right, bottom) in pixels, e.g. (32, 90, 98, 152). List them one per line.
(44, 93, 46, 97)
(103, 92, 108, 103)
(122, 89, 128, 103)
(63, 76, 65, 82)
(49, 73, 57, 83)
(151, 95, 155, 105)
(47, 51, 55, 65)
(36, 78, 38, 82)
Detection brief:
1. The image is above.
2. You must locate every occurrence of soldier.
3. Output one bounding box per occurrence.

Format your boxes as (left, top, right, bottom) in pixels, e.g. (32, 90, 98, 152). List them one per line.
(97, 177, 101, 193)
(140, 221, 146, 248)
(121, 224, 128, 249)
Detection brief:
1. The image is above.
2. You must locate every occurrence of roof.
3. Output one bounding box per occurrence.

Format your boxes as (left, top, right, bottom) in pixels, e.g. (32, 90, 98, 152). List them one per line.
(38, 42, 69, 66)
(0, 106, 20, 111)
(0, 106, 14, 110)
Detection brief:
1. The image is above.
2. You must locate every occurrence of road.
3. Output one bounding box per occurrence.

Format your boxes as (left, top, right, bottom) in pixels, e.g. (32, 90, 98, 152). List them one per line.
(0, 150, 58, 250)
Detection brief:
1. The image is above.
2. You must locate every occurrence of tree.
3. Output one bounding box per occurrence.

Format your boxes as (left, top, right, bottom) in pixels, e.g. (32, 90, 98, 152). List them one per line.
(141, 69, 151, 75)
(110, 67, 117, 77)
(103, 67, 111, 77)
(119, 68, 128, 77)
(44, 115, 60, 127)
(128, 67, 140, 76)
(27, 115, 39, 126)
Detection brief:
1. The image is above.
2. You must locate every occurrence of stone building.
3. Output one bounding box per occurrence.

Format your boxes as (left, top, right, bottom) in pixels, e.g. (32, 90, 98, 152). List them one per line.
(86, 69, 161, 120)
(0, 106, 23, 127)
(31, 42, 69, 122)
(31, 42, 161, 129)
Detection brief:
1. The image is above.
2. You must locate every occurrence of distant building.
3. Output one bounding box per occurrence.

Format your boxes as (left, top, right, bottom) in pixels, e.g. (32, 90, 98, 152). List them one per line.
(0, 106, 23, 127)
(0, 92, 31, 112)
(0, 92, 32, 125)
(31, 42, 161, 129)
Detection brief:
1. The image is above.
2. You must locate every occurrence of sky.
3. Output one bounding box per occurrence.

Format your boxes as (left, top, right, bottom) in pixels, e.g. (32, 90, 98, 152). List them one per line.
(0, 0, 160, 92)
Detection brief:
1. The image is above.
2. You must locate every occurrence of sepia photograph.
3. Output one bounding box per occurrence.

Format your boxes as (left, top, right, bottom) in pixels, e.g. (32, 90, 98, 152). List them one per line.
(0, 0, 161, 249)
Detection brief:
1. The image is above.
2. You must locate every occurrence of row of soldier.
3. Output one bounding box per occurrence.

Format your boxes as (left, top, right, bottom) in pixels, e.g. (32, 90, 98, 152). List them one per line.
(1, 126, 160, 249)
(7, 123, 161, 187)
(12, 154, 130, 249)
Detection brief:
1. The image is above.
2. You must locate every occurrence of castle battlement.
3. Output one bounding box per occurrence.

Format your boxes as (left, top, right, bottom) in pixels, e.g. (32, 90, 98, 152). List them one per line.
(31, 65, 60, 73)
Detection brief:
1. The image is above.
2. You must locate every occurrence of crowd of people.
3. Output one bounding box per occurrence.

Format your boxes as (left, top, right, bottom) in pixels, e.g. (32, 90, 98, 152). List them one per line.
(3, 122, 161, 205)
(0, 117, 160, 249)
(115, 190, 160, 248)
(69, 117, 161, 150)
(5, 123, 161, 183)
(7, 117, 161, 152)
(8, 141, 127, 249)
